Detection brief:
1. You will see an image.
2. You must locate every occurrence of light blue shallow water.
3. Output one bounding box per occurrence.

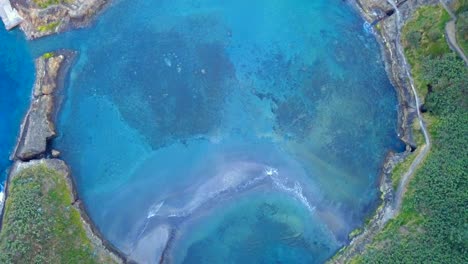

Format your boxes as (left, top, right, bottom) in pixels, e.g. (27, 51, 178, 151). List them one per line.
(3, 0, 404, 262)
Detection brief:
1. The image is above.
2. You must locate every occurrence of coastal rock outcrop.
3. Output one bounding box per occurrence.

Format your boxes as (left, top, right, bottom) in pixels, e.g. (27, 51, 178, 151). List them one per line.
(33, 54, 64, 96)
(356, 0, 438, 147)
(12, 0, 108, 39)
(14, 51, 72, 161)
(329, 0, 437, 262)
(14, 94, 55, 160)
(5, 158, 124, 263)
(3, 50, 125, 262)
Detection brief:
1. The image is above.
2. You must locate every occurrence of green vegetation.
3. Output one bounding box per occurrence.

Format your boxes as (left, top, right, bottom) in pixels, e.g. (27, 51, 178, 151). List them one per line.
(453, 0, 468, 54)
(451, 0, 468, 12)
(390, 150, 417, 190)
(456, 8, 468, 54)
(0, 164, 117, 264)
(353, 4, 468, 263)
(402, 5, 451, 98)
(33, 0, 61, 9)
(34, 0, 60, 9)
(37, 21, 60, 33)
(33, 0, 75, 9)
(348, 228, 363, 240)
(42, 52, 55, 59)
(391, 118, 428, 190)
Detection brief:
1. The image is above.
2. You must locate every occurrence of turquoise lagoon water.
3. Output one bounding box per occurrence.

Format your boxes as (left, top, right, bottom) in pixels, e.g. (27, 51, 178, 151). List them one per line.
(3, 0, 405, 262)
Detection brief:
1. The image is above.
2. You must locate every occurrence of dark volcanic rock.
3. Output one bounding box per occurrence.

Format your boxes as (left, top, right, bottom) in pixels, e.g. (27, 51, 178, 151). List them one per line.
(5, 50, 125, 262)
(15, 95, 55, 160)
(14, 52, 70, 161)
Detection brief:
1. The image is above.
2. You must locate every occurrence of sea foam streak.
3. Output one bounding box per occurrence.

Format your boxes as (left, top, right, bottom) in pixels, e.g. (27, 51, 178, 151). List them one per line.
(141, 163, 316, 229)
(165, 162, 269, 218)
(267, 167, 316, 214)
(147, 201, 165, 219)
(132, 162, 321, 261)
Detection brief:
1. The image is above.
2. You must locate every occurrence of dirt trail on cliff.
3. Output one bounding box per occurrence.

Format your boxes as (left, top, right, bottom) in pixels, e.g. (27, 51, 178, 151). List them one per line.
(395, 0, 468, 212)
(440, 0, 468, 65)
(330, 1, 433, 262)
(386, 0, 431, 216)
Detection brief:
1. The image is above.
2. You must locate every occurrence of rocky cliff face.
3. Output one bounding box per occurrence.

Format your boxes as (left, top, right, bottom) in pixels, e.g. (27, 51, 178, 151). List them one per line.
(356, 0, 438, 147)
(5, 158, 124, 263)
(329, 0, 438, 263)
(12, 0, 108, 39)
(3, 51, 125, 262)
(13, 51, 73, 161)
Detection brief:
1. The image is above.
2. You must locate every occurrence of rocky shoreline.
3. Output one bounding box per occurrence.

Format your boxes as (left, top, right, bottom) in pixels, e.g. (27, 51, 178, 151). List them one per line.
(1, 0, 437, 263)
(12, 0, 110, 39)
(1, 0, 128, 261)
(6, 158, 124, 263)
(1, 51, 126, 262)
(330, 0, 437, 262)
(13, 50, 73, 161)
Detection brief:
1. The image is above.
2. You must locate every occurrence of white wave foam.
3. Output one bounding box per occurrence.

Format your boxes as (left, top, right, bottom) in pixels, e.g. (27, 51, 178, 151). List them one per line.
(269, 168, 316, 214)
(134, 201, 166, 245)
(264, 167, 278, 176)
(138, 163, 316, 239)
(166, 163, 269, 218)
(363, 21, 375, 35)
(0, 191, 4, 209)
(147, 201, 165, 219)
(0, 184, 5, 216)
(134, 200, 165, 248)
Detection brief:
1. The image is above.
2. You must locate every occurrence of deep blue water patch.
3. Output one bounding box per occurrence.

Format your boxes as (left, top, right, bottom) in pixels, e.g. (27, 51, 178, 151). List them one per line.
(1, 0, 404, 263)
(0, 28, 34, 182)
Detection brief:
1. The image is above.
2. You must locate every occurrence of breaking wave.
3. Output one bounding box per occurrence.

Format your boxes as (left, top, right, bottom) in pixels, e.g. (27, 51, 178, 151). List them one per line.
(267, 167, 316, 214)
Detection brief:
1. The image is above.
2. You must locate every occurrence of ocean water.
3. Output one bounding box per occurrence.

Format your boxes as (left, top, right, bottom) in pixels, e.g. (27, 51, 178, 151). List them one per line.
(0, 28, 34, 185)
(3, 0, 404, 263)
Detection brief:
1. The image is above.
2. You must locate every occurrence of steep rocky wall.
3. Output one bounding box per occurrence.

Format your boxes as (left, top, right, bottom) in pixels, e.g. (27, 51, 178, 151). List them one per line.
(3, 51, 126, 262)
(12, 0, 109, 39)
(13, 51, 73, 161)
(329, 1, 438, 262)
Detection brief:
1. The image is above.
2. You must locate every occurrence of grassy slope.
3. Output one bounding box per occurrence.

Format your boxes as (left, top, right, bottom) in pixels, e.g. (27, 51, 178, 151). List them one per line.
(33, 0, 61, 8)
(0, 164, 117, 263)
(32, 0, 73, 9)
(352, 4, 468, 263)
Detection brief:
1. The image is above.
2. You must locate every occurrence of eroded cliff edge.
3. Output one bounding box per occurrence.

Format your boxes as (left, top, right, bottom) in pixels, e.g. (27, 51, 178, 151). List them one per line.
(0, 51, 125, 263)
(13, 51, 71, 161)
(12, 0, 109, 39)
(356, 0, 437, 148)
(330, 0, 438, 262)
